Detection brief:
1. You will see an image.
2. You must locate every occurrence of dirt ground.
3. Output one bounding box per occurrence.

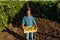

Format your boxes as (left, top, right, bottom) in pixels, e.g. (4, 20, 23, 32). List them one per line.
(0, 18, 60, 40)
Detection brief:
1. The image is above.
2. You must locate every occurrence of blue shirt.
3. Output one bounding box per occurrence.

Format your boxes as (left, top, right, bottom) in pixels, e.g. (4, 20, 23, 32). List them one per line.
(22, 16, 36, 27)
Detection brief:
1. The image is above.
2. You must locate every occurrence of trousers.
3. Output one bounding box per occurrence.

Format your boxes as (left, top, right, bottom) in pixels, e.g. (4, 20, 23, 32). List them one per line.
(26, 32, 33, 40)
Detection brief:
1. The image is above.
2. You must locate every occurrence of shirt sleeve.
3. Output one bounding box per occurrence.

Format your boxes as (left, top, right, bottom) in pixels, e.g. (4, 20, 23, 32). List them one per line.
(22, 17, 25, 25)
(33, 17, 36, 24)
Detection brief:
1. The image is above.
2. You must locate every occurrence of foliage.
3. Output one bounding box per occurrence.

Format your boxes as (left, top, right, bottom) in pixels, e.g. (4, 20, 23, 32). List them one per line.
(0, 1, 25, 32)
(28, 1, 60, 22)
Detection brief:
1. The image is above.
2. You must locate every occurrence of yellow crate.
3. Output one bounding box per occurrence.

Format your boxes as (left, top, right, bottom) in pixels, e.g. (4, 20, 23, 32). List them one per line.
(24, 26, 37, 33)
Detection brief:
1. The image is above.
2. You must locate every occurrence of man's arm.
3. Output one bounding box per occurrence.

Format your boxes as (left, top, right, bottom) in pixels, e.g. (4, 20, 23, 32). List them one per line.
(35, 23, 38, 28)
(33, 17, 38, 29)
(22, 16, 25, 29)
(22, 24, 25, 29)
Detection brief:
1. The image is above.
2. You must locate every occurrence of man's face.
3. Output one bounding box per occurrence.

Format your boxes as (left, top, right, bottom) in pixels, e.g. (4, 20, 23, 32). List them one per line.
(27, 10, 31, 16)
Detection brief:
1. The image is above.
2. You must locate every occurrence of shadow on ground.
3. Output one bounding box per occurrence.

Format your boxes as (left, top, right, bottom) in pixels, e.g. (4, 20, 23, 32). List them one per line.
(3, 28, 27, 40)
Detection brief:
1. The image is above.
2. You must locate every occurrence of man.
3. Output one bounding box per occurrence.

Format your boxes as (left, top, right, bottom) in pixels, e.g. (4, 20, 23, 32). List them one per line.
(22, 8, 37, 40)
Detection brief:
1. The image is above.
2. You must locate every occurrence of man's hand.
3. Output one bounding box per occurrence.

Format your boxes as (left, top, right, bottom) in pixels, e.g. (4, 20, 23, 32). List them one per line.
(22, 24, 25, 30)
(22, 26, 25, 29)
(34, 23, 38, 31)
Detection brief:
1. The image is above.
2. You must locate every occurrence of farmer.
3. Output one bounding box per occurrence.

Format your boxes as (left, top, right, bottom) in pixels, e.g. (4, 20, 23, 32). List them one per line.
(22, 5, 37, 40)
